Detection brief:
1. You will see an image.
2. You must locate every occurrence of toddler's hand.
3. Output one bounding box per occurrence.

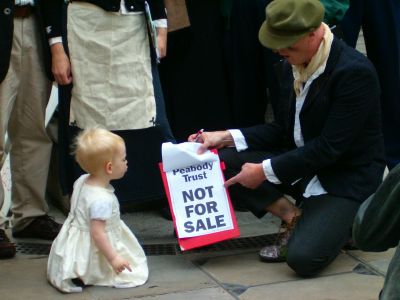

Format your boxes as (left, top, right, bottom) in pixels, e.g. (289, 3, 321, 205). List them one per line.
(111, 255, 132, 274)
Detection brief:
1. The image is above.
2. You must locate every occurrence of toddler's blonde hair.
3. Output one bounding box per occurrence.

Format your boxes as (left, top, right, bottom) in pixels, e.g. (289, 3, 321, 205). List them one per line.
(73, 128, 125, 175)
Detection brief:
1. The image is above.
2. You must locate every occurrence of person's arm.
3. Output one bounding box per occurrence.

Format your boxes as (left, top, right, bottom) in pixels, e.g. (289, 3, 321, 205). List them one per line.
(156, 26, 167, 58)
(40, 0, 63, 39)
(90, 220, 132, 274)
(148, 0, 166, 20)
(149, 0, 167, 58)
(224, 162, 266, 189)
(188, 130, 268, 189)
(353, 164, 400, 251)
(188, 130, 235, 154)
(50, 42, 72, 85)
(40, 0, 72, 85)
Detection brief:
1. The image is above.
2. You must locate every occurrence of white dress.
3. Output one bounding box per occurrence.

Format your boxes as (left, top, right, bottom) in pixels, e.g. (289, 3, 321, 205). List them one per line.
(47, 174, 148, 293)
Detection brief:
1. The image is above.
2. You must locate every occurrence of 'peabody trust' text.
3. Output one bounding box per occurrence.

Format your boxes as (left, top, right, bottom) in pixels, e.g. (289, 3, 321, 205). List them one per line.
(172, 162, 213, 182)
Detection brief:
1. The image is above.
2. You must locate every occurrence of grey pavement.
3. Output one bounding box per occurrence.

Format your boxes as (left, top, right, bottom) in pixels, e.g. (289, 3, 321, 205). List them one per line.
(0, 208, 394, 300)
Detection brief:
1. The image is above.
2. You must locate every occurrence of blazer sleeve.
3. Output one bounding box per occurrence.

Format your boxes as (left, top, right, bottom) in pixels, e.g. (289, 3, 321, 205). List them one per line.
(353, 164, 400, 251)
(148, 0, 166, 20)
(270, 60, 381, 184)
(40, 0, 63, 38)
(240, 122, 288, 151)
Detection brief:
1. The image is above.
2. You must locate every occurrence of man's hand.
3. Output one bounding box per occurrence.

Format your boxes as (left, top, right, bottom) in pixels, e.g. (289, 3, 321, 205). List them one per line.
(156, 27, 167, 59)
(224, 163, 266, 189)
(188, 130, 235, 154)
(110, 255, 132, 274)
(50, 43, 72, 85)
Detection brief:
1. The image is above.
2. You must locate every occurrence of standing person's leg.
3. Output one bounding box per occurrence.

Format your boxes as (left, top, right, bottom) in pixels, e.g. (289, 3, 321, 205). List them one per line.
(8, 16, 60, 238)
(257, 0, 281, 120)
(286, 195, 360, 276)
(0, 13, 22, 259)
(361, 0, 400, 169)
(342, 0, 400, 169)
(225, 0, 268, 128)
(151, 57, 175, 143)
(340, 0, 364, 47)
(152, 58, 177, 218)
(0, 32, 19, 231)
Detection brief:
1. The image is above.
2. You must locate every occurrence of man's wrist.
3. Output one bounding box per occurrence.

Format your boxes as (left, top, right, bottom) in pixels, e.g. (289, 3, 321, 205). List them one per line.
(49, 36, 62, 46)
(262, 159, 281, 184)
(50, 42, 65, 55)
(228, 129, 248, 151)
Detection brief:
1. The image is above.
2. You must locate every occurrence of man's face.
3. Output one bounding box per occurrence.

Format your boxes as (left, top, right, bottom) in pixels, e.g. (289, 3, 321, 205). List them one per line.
(277, 34, 313, 65)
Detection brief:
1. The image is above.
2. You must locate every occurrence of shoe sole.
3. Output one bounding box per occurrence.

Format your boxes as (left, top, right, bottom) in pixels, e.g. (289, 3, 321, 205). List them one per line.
(0, 247, 16, 259)
(259, 254, 286, 263)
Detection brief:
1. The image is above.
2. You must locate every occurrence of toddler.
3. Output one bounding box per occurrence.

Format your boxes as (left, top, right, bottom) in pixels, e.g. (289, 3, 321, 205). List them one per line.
(47, 128, 148, 292)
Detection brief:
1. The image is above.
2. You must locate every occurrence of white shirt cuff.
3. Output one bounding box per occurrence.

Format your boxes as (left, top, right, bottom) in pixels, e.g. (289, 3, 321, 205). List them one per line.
(154, 19, 168, 28)
(228, 129, 248, 152)
(262, 159, 281, 184)
(49, 36, 62, 46)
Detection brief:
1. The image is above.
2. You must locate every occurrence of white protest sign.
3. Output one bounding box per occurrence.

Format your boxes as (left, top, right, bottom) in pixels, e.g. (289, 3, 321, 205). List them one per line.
(162, 142, 234, 238)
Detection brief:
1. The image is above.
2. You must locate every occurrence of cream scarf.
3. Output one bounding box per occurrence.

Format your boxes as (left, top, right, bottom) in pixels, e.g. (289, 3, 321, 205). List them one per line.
(292, 23, 333, 97)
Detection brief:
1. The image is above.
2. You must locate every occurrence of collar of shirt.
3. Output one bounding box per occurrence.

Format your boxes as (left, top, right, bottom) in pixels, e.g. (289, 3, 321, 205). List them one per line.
(292, 62, 327, 148)
(15, 0, 35, 6)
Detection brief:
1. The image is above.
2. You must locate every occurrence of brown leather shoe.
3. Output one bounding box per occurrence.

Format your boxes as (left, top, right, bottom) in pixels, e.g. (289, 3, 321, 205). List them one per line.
(12, 215, 62, 240)
(0, 229, 16, 258)
(259, 215, 300, 263)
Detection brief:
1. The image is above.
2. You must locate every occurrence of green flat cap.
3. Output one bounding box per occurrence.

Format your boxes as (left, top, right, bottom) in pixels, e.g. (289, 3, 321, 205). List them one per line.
(259, 0, 325, 50)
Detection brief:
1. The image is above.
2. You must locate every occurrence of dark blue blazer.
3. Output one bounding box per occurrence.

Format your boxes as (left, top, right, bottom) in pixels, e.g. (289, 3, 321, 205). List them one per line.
(0, 0, 52, 83)
(0, 0, 14, 83)
(241, 37, 386, 202)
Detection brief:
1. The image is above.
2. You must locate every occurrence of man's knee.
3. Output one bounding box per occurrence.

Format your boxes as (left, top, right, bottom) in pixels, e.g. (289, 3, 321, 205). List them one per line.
(286, 246, 337, 277)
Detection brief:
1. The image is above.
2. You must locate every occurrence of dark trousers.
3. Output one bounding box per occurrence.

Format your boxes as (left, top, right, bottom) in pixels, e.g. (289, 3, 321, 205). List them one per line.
(151, 54, 175, 143)
(341, 0, 400, 169)
(223, 0, 281, 127)
(220, 148, 360, 276)
(159, 0, 232, 142)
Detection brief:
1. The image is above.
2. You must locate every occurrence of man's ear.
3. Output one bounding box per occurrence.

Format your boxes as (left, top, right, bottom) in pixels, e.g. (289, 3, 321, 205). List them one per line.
(105, 161, 113, 175)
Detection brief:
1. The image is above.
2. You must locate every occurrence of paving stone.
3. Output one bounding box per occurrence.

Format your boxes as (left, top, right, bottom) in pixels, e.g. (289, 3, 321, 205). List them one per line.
(199, 252, 360, 286)
(240, 272, 384, 300)
(0, 256, 93, 300)
(347, 248, 396, 275)
(352, 263, 378, 276)
(121, 210, 177, 244)
(87, 256, 218, 300)
(134, 287, 235, 300)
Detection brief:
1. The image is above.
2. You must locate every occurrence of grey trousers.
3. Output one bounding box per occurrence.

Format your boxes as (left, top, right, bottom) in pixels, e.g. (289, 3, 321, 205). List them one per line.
(0, 15, 52, 231)
(220, 148, 360, 276)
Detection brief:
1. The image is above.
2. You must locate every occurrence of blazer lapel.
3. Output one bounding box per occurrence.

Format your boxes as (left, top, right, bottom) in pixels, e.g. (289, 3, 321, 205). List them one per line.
(300, 38, 343, 113)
